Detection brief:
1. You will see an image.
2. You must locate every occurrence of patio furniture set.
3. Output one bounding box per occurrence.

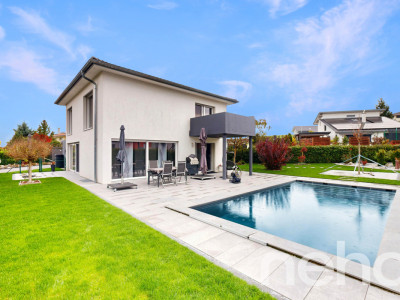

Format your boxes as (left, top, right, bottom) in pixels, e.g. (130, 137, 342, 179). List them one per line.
(147, 160, 187, 187)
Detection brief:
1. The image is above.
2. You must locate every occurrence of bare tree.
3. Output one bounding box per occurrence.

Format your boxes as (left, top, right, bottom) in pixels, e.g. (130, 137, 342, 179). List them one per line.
(6, 137, 52, 183)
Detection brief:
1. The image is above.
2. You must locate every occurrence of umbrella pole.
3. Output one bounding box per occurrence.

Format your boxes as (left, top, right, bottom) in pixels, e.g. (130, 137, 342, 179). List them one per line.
(121, 162, 124, 184)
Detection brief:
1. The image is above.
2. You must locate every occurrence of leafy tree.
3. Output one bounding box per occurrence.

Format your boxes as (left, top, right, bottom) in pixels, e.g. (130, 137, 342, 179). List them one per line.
(227, 137, 248, 164)
(9, 122, 34, 143)
(6, 137, 52, 183)
(376, 98, 394, 119)
(37, 120, 54, 137)
(342, 135, 349, 145)
(255, 118, 270, 143)
(51, 139, 62, 147)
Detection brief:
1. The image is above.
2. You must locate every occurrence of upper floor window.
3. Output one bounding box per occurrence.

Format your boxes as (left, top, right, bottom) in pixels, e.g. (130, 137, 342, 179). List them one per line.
(67, 107, 72, 135)
(84, 92, 93, 130)
(346, 114, 356, 118)
(195, 104, 214, 117)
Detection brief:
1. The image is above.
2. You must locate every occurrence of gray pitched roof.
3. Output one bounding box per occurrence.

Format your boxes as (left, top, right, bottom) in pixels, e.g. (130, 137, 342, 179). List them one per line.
(55, 57, 238, 104)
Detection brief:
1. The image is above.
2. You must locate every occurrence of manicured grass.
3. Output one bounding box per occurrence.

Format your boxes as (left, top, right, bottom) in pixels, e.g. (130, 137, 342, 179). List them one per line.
(240, 163, 400, 186)
(0, 173, 273, 299)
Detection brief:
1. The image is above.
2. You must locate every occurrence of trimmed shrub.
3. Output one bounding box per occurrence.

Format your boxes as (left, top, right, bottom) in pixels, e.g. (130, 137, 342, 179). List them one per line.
(0, 148, 15, 165)
(375, 149, 387, 165)
(256, 137, 292, 170)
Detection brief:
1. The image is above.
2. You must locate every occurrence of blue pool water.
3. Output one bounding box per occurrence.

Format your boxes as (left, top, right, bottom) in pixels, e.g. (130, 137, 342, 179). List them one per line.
(194, 181, 396, 265)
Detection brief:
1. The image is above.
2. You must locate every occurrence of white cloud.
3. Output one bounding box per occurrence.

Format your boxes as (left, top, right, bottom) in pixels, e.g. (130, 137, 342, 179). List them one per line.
(10, 7, 75, 55)
(77, 16, 96, 34)
(0, 46, 60, 95)
(219, 80, 252, 101)
(257, 0, 308, 17)
(0, 26, 5, 40)
(77, 45, 92, 60)
(148, 1, 178, 10)
(259, 0, 398, 113)
(248, 42, 264, 49)
(10, 6, 92, 59)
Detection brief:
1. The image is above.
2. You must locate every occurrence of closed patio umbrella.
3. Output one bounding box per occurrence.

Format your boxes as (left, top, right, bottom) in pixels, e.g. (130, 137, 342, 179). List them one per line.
(199, 128, 208, 175)
(116, 125, 127, 183)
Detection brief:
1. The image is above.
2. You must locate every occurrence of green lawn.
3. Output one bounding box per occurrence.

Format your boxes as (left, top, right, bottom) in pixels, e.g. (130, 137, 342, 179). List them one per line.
(0, 173, 273, 299)
(240, 163, 400, 186)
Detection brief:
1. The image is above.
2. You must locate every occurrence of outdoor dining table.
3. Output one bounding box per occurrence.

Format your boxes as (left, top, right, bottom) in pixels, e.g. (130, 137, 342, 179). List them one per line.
(147, 167, 177, 187)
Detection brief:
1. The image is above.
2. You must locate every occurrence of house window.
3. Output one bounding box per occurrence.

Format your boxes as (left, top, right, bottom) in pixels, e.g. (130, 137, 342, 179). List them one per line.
(346, 114, 356, 118)
(195, 104, 214, 117)
(112, 141, 147, 179)
(84, 92, 93, 130)
(67, 107, 72, 135)
(324, 125, 327, 131)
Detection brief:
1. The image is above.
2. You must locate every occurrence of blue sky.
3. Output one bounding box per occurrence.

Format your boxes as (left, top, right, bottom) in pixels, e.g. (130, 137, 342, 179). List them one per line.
(1, 0, 400, 143)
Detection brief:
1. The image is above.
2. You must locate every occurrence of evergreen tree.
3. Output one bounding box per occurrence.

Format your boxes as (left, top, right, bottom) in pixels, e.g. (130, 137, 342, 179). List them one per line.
(9, 122, 34, 143)
(37, 120, 54, 137)
(376, 98, 394, 119)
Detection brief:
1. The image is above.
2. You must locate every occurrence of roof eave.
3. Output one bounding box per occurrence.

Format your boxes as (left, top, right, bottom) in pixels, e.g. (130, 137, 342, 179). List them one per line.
(55, 57, 238, 105)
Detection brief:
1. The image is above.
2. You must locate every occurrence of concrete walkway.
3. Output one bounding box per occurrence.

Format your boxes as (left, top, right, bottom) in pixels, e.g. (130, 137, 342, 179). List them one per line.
(59, 171, 400, 300)
(322, 169, 400, 180)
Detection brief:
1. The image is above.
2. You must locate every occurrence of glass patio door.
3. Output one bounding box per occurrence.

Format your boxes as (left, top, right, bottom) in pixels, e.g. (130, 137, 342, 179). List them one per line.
(148, 142, 176, 167)
(69, 143, 79, 172)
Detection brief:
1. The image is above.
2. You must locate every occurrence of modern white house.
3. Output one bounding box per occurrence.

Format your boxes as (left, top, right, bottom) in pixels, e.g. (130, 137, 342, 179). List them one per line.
(55, 57, 255, 184)
(294, 109, 400, 142)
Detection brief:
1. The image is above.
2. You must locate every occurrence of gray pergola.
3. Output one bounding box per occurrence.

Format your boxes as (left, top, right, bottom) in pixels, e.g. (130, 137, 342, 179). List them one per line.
(189, 112, 256, 179)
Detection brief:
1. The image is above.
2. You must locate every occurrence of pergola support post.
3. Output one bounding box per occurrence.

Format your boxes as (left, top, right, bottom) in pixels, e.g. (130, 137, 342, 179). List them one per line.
(249, 136, 253, 176)
(222, 134, 227, 180)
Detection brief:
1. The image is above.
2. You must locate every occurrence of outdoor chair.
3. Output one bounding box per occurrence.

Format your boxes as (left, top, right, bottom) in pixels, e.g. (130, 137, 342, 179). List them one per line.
(159, 162, 174, 187)
(149, 160, 158, 168)
(175, 161, 187, 184)
(148, 160, 158, 185)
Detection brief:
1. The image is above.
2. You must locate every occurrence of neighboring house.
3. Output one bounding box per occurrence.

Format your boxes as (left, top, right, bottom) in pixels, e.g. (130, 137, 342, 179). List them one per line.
(53, 128, 66, 142)
(292, 125, 330, 140)
(55, 57, 255, 184)
(394, 112, 400, 122)
(292, 125, 318, 134)
(313, 109, 400, 142)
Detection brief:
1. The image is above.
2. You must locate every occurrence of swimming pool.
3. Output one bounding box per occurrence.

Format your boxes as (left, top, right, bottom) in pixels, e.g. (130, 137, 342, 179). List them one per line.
(194, 181, 396, 265)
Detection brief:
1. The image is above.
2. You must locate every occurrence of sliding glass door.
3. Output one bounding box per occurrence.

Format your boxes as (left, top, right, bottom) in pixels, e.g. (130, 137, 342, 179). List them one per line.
(69, 143, 79, 172)
(112, 140, 177, 179)
(148, 142, 176, 167)
(112, 141, 146, 179)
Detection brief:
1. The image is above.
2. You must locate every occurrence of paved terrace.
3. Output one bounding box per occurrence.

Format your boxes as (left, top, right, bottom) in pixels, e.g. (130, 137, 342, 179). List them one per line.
(58, 171, 400, 300)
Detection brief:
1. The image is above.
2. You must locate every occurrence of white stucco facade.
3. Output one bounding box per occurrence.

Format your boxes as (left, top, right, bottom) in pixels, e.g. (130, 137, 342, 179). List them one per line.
(59, 63, 235, 184)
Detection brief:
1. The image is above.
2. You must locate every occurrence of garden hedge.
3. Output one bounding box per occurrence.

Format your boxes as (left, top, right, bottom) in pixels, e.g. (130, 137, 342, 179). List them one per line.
(288, 145, 400, 163)
(227, 144, 400, 165)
